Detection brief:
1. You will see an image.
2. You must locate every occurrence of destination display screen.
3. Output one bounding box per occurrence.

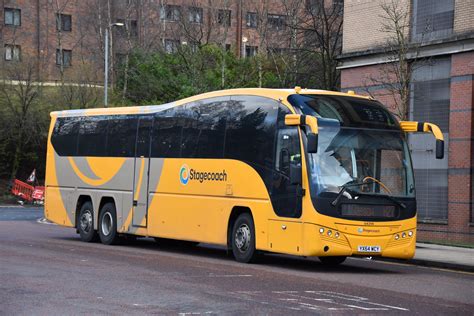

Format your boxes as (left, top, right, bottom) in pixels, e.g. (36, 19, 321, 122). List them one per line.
(341, 204, 396, 218)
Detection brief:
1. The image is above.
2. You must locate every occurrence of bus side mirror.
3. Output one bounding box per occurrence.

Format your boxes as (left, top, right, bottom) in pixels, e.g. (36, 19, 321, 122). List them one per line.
(436, 139, 444, 159)
(399, 121, 444, 159)
(285, 114, 319, 153)
(307, 133, 318, 153)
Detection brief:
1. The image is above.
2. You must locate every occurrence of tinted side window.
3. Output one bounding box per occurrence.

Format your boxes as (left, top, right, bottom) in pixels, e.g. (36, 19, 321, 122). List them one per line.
(194, 99, 227, 158)
(181, 98, 228, 158)
(77, 116, 108, 156)
(107, 116, 138, 157)
(152, 108, 182, 158)
(225, 96, 278, 169)
(136, 115, 153, 157)
(180, 104, 200, 157)
(270, 106, 302, 218)
(51, 117, 79, 156)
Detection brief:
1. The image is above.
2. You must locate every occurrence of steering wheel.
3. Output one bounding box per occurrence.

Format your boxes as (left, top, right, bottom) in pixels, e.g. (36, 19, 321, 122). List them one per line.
(363, 176, 392, 194)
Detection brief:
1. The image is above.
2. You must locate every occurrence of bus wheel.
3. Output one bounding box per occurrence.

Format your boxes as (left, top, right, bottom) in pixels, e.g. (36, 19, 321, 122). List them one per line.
(232, 213, 257, 263)
(98, 203, 120, 245)
(318, 256, 346, 266)
(78, 201, 97, 242)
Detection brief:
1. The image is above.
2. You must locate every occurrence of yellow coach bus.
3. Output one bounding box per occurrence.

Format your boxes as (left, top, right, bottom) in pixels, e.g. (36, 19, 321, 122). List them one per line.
(45, 88, 444, 265)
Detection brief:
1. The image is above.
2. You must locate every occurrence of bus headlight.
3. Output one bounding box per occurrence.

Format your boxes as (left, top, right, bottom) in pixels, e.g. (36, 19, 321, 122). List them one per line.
(402, 232, 407, 238)
(395, 234, 400, 240)
(335, 232, 340, 238)
(319, 228, 324, 234)
(408, 231, 413, 237)
(327, 230, 332, 236)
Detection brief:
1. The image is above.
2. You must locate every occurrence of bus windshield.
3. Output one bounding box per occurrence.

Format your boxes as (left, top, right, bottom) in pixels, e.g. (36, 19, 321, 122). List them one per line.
(308, 119, 415, 198)
(288, 94, 416, 216)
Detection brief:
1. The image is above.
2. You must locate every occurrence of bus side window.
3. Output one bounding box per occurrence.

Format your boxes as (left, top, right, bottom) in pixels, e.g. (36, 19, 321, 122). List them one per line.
(77, 116, 108, 157)
(107, 115, 138, 157)
(151, 109, 181, 158)
(193, 99, 228, 158)
(225, 96, 277, 170)
(270, 106, 302, 218)
(51, 117, 80, 156)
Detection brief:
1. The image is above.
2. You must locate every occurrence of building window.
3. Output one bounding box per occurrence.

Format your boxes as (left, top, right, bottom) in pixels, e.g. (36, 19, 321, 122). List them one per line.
(130, 20, 138, 37)
(56, 13, 72, 32)
(116, 19, 138, 37)
(305, 0, 323, 15)
(409, 57, 451, 220)
(333, 0, 344, 15)
(56, 49, 72, 67)
(246, 12, 257, 28)
(217, 9, 231, 27)
(244, 45, 258, 57)
(161, 5, 181, 22)
(188, 7, 203, 23)
(4, 8, 21, 26)
(267, 14, 286, 31)
(4, 45, 21, 61)
(164, 39, 180, 54)
(412, 0, 454, 41)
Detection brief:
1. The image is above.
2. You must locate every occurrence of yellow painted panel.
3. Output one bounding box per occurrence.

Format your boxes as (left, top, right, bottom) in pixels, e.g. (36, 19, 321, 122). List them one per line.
(268, 220, 303, 255)
(44, 187, 73, 227)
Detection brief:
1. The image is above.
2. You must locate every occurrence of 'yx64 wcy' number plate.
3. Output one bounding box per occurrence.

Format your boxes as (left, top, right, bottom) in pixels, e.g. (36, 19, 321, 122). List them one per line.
(358, 246, 381, 253)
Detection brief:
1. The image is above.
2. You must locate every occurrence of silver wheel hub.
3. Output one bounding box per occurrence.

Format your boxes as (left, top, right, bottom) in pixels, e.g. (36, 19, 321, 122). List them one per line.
(101, 212, 113, 236)
(235, 224, 251, 252)
(80, 210, 92, 233)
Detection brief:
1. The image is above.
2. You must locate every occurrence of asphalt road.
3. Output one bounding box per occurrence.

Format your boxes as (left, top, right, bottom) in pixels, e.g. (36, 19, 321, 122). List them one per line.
(0, 207, 473, 315)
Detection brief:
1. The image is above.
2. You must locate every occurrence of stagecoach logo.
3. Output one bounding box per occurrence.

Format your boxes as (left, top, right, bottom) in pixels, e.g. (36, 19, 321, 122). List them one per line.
(179, 164, 228, 185)
(358, 227, 364, 233)
(179, 164, 190, 185)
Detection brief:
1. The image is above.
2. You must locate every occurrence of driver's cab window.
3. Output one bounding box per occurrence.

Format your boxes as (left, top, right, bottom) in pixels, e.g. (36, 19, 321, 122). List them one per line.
(270, 106, 302, 218)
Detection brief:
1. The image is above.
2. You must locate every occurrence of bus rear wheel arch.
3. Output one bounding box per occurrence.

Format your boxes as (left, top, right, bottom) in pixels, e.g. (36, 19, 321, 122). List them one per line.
(98, 202, 120, 245)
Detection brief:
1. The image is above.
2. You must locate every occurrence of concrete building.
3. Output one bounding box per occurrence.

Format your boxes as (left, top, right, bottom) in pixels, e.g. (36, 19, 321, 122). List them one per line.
(339, 0, 474, 243)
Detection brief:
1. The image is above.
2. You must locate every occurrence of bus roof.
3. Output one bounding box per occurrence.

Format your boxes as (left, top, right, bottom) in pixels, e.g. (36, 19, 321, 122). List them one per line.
(50, 87, 372, 117)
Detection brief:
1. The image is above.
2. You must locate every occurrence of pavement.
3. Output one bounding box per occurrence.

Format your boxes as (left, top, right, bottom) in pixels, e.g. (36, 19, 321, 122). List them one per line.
(409, 243, 474, 272)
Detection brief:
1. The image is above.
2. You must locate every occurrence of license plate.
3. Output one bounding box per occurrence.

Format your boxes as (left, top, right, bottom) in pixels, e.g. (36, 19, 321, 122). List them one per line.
(358, 245, 381, 253)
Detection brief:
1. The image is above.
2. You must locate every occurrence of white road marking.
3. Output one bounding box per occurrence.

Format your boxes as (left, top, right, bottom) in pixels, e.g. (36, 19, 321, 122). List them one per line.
(233, 290, 409, 312)
(307, 291, 409, 311)
(208, 274, 252, 277)
(298, 302, 321, 310)
(37, 218, 56, 225)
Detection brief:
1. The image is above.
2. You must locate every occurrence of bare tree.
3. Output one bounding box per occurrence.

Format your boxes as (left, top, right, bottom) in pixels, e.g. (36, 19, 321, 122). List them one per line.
(287, 0, 343, 90)
(365, 0, 428, 120)
(0, 56, 43, 181)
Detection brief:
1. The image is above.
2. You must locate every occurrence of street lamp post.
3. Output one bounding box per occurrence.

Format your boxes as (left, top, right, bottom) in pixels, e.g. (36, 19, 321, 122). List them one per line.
(104, 23, 124, 107)
(242, 36, 248, 58)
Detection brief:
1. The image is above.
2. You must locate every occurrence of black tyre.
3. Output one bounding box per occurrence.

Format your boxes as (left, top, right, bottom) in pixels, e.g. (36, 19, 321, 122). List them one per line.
(318, 256, 347, 266)
(78, 201, 97, 242)
(98, 202, 120, 245)
(231, 213, 257, 263)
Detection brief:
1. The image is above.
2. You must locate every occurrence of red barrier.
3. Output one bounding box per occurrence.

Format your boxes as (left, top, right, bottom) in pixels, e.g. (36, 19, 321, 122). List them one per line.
(11, 179, 44, 203)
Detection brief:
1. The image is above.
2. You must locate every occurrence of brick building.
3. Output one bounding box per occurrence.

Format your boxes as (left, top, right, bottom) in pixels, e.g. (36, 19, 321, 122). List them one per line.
(339, 0, 474, 243)
(1, 0, 306, 84)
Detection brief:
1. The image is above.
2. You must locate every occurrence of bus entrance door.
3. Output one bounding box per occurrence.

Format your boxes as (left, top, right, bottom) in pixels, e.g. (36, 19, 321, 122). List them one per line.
(132, 116, 153, 227)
